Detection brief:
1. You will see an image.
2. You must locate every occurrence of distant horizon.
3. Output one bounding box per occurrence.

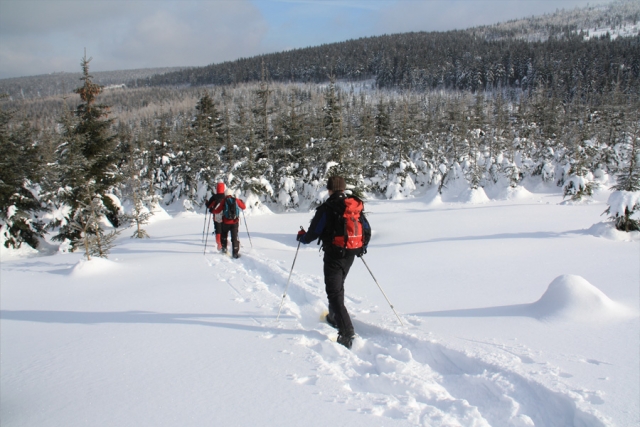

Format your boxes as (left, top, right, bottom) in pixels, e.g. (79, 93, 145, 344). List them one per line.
(0, 0, 620, 80)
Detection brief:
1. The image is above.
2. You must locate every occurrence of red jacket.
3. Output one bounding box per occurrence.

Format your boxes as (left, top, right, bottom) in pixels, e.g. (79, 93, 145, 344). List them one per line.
(213, 196, 246, 224)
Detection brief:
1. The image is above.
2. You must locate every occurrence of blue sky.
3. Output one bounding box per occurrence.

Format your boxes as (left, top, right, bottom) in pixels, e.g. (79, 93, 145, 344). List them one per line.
(0, 0, 615, 79)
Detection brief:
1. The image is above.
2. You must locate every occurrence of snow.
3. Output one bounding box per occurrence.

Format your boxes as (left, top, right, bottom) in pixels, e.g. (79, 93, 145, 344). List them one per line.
(1, 188, 638, 427)
(582, 21, 640, 40)
(69, 257, 120, 278)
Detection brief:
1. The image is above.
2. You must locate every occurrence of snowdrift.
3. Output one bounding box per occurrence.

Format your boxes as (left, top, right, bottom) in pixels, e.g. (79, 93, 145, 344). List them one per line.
(529, 275, 629, 321)
(586, 222, 640, 242)
(69, 258, 120, 277)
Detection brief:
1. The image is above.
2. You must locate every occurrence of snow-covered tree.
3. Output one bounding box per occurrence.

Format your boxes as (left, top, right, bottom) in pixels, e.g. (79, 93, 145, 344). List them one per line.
(0, 102, 46, 249)
(53, 54, 122, 249)
(604, 117, 640, 231)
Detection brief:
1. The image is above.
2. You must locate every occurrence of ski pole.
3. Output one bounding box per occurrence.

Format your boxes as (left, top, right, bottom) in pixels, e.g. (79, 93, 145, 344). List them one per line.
(277, 226, 303, 321)
(203, 213, 213, 255)
(360, 257, 404, 326)
(202, 210, 209, 243)
(242, 209, 253, 248)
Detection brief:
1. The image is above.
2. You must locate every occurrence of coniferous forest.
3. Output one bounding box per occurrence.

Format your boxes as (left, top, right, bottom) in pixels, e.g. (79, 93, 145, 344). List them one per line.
(1, 0, 640, 256)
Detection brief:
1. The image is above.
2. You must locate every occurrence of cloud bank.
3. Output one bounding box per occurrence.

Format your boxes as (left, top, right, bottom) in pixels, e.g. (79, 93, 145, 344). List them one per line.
(0, 0, 614, 79)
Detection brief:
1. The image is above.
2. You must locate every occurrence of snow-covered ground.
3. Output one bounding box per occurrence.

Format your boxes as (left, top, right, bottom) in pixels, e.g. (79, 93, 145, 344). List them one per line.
(1, 186, 638, 427)
(581, 21, 640, 40)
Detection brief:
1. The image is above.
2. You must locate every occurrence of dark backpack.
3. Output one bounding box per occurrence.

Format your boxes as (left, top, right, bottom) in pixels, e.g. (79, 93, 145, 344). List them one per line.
(223, 197, 239, 220)
(329, 196, 371, 252)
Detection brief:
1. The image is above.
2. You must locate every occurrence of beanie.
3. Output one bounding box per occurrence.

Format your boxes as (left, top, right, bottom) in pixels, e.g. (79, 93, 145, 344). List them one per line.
(327, 176, 346, 192)
(224, 188, 233, 197)
(216, 182, 225, 194)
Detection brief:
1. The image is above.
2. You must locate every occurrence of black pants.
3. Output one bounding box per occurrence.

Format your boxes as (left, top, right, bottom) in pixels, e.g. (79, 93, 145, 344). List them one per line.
(220, 222, 240, 256)
(323, 251, 355, 336)
(213, 221, 222, 235)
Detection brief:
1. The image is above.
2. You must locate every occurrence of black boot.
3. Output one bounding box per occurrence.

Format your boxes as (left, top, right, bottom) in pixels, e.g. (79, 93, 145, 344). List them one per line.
(337, 330, 355, 349)
(325, 312, 338, 330)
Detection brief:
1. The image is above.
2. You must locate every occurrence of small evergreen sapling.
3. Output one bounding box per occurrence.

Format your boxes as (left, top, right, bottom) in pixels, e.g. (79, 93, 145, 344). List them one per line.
(128, 197, 152, 239)
(563, 143, 599, 202)
(70, 196, 121, 259)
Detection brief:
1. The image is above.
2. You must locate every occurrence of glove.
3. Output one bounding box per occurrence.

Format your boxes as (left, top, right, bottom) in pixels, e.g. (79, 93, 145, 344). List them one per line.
(357, 246, 367, 257)
(297, 229, 306, 242)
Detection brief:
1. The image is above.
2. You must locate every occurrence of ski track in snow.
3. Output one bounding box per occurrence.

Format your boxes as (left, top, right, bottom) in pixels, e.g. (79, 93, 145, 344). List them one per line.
(204, 248, 609, 427)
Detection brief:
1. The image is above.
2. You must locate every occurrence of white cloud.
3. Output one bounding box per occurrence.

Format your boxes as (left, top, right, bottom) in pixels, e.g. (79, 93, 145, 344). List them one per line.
(0, 0, 620, 79)
(0, 0, 268, 78)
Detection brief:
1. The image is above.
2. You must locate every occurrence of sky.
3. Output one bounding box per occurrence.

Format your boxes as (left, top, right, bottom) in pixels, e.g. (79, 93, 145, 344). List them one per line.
(0, 0, 616, 79)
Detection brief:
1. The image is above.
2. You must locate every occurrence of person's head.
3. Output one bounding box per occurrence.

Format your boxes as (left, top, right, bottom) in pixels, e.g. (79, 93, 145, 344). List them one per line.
(224, 188, 233, 197)
(326, 176, 346, 195)
(216, 182, 225, 194)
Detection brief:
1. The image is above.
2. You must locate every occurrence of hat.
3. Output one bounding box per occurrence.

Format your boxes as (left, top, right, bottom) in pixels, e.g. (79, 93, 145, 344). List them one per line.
(224, 188, 233, 197)
(327, 176, 346, 192)
(216, 182, 225, 194)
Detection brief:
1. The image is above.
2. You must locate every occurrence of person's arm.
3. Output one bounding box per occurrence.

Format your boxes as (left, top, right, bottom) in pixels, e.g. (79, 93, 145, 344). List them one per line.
(299, 206, 328, 244)
(237, 199, 246, 210)
(213, 198, 225, 214)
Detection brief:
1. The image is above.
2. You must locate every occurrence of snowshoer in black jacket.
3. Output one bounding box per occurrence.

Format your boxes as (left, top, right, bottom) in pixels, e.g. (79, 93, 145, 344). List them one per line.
(296, 176, 370, 349)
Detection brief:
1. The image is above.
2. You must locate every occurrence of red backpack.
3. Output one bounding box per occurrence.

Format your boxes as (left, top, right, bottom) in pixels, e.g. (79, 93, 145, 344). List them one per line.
(331, 196, 370, 251)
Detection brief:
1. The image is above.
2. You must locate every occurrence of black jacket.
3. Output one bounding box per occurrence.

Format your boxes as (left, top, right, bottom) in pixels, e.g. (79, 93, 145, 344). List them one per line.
(206, 193, 225, 212)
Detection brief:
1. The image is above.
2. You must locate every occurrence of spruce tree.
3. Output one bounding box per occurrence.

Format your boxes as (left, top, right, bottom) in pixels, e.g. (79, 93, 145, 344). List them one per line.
(121, 133, 155, 239)
(0, 101, 46, 249)
(53, 54, 121, 251)
(188, 92, 223, 198)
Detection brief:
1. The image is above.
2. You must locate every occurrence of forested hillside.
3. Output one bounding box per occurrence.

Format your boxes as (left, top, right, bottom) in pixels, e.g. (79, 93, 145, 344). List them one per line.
(140, 0, 640, 96)
(1, 0, 639, 256)
(0, 67, 185, 101)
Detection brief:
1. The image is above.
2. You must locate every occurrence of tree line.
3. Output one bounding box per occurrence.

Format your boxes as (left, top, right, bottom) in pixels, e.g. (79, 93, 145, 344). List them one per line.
(2, 51, 639, 258)
(142, 31, 640, 101)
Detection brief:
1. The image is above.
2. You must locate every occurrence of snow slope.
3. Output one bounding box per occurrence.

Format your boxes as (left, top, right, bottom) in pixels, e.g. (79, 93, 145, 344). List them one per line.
(1, 189, 638, 427)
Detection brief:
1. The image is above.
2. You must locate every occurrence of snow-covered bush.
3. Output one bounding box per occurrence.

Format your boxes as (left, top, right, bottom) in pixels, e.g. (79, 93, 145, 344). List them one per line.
(605, 191, 640, 232)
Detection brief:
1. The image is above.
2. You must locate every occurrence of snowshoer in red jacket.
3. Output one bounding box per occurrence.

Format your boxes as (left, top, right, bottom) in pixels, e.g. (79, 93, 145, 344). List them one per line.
(206, 182, 226, 251)
(213, 188, 247, 258)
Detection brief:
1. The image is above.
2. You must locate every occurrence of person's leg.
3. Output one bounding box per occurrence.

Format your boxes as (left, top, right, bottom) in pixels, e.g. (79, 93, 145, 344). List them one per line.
(323, 254, 355, 336)
(220, 223, 230, 253)
(214, 221, 222, 250)
(231, 223, 240, 258)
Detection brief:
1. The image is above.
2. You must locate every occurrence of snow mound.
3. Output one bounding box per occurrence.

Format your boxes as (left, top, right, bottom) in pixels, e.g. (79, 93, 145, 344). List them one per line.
(502, 185, 533, 200)
(460, 187, 490, 204)
(586, 222, 640, 242)
(530, 275, 628, 321)
(148, 204, 172, 223)
(424, 188, 444, 206)
(70, 258, 119, 277)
